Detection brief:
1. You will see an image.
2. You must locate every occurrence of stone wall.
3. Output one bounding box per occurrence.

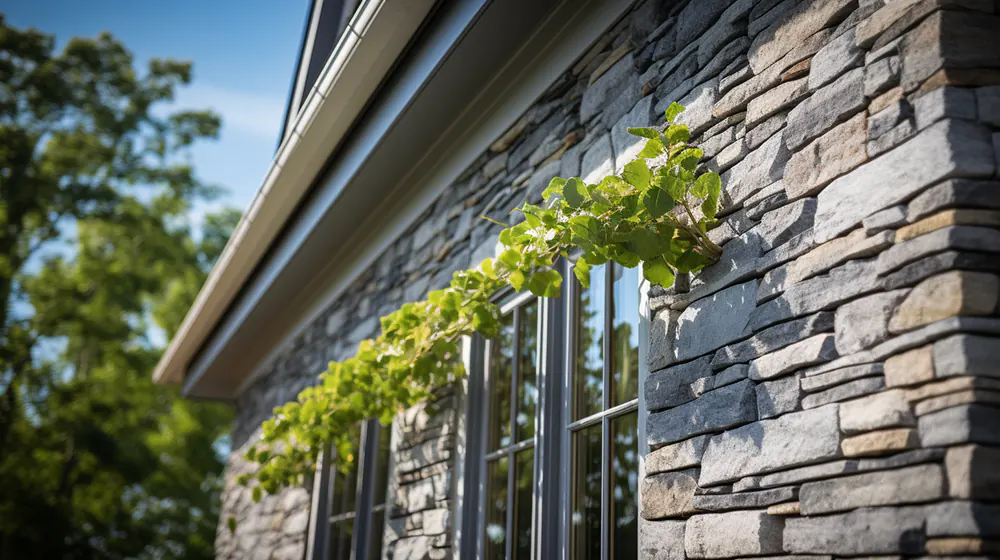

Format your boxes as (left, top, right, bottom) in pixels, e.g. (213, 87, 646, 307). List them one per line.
(640, 0, 1000, 557)
(214, 0, 1000, 557)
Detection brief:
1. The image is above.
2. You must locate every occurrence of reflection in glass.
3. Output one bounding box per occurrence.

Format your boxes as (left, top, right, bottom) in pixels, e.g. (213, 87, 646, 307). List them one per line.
(570, 424, 602, 560)
(367, 510, 384, 560)
(513, 448, 534, 560)
(611, 265, 640, 406)
(331, 426, 361, 515)
(490, 313, 514, 450)
(328, 519, 354, 560)
(610, 413, 638, 559)
(484, 457, 509, 560)
(516, 301, 538, 442)
(575, 263, 605, 420)
(373, 426, 391, 506)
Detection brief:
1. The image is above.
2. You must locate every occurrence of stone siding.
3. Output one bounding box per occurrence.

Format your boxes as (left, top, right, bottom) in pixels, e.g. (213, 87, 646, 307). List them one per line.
(215, 0, 1000, 558)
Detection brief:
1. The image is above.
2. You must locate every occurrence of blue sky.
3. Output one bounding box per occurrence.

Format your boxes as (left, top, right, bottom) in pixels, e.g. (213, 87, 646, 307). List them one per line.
(4, 0, 310, 217)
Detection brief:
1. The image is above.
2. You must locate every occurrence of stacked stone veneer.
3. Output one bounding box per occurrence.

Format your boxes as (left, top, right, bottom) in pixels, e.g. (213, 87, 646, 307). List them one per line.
(214, 0, 1000, 557)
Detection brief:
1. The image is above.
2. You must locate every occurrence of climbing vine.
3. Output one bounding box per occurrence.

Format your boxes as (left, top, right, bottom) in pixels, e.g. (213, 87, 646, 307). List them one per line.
(233, 102, 724, 514)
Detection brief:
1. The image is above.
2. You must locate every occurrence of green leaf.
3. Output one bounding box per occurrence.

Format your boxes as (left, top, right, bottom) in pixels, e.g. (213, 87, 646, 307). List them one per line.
(252, 487, 262, 503)
(637, 137, 665, 159)
(664, 124, 690, 145)
(598, 175, 629, 196)
(642, 258, 675, 287)
(227, 516, 237, 534)
(542, 177, 566, 200)
(642, 188, 675, 218)
(696, 172, 722, 219)
(658, 172, 687, 202)
(626, 227, 667, 261)
(664, 102, 685, 124)
(627, 127, 659, 138)
(568, 215, 601, 241)
(509, 269, 527, 291)
(471, 305, 497, 335)
(573, 258, 592, 288)
(563, 177, 588, 208)
(498, 249, 520, 269)
(675, 249, 707, 273)
(622, 160, 652, 191)
(527, 268, 563, 297)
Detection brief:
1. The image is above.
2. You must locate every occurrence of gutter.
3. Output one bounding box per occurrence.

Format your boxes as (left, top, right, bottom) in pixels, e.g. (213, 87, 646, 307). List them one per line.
(152, 0, 436, 385)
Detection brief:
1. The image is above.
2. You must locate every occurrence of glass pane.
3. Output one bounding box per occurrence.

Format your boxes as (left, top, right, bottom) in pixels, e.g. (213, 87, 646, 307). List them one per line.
(328, 518, 355, 560)
(610, 413, 638, 559)
(513, 448, 535, 560)
(490, 313, 514, 450)
(372, 424, 391, 507)
(367, 508, 385, 560)
(516, 300, 538, 442)
(484, 457, 509, 560)
(575, 263, 606, 420)
(611, 265, 640, 405)
(331, 426, 361, 515)
(570, 424, 602, 560)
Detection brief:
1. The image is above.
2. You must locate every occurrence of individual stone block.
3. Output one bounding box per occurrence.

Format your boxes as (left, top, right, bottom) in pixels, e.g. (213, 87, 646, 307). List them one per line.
(647, 380, 757, 447)
(674, 77, 720, 138)
(646, 355, 714, 412)
(784, 112, 868, 200)
(926, 537, 1000, 556)
(933, 333, 1000, 379)
(756, 372, 803, 419)
(757, 459, 858, 489)
(862, 204, 907, 234)
(646, 435, 711, 474)
(647, 307, 678, 371)
(855, 447, 945, 472)
(864, 54, 900, 98)
(684, 510, 785, 558)
(914, 86, 978, 131)
(916, 388, 1000, 415)
(841, 428, 918, 457)
(802, 377, 885, 409)
(748, 334, 838, 381)
(580, 133, 614, 185)
(692, 486, 798, 512)
(640, 469, 699, 519)
(712, 312, 834, 369)
(699, 405, 841, 486)
(639, 519, 686, 560)
(946, 444, 1000, 500)
(785, 67, 866, 151)
(767, 501, 801, 515)
(754, 197, 817, 251)
(900, 11, 1000, 92)
(799, 463, 943, 515)
(802, 363, 883, 393)
(745, 110, 787, 150)
(903, 376, 1000, 403)
(809, 27, 863, 90)
(580, 54, 639, 124)
(839, 389, 915, 434)
(926, 501, 1000, 538)
(888, 271, 999, 333)
(813, 119, 997, 244)
(673, 280, 758, 361)
(784, 506, 927, 555)
(896, 209, 1000, 243)
(919, 404, 1000, 447)
(719, 132, 790, 213)
(978, 85, 1000, 127)
(868, 99, 911, 141)
(748, 0, 855, 73)
(883, 250, 1000, 291)
(834, 289, 910, 355)
(906, 179, 1000, 223)
(745, 77, 809, 128)
(885, 345, 934, 387)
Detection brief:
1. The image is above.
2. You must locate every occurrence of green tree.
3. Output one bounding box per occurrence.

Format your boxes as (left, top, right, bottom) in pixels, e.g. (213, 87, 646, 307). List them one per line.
(0, 19, 239, 559)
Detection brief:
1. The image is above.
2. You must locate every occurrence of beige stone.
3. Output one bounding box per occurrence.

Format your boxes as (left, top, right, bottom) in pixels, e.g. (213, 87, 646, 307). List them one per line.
(926, 537, 1000, 556)
(869, 86, 904, 114)
(841, 428, 919, 457)
(884, 345, 935, 387)
(888, 271, 1000, 333)
(784, 113, 869, 199)
(781, 59, 811, 82)
(746, 77, 809, 128)
(904, 376, 1000, 402)
(913, 67, 1000, 97)
(895, 209, 1000, 242)
(916, 389, 1000, 415)
(946, 444, 1000, 500)
(839, 389, 914, 434)
(641, 470, 699, 519)
(767, 501, 801, 516)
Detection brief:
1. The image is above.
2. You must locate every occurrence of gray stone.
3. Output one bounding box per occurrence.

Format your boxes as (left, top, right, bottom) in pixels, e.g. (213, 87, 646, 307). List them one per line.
(745, 110, 787, 151)
(877, 226, 1000, 276)
(749, 334, 838, 381)
(692, 486, 798, 512)
(840, 388, 915, 434)
(743, 182, 787, 221)
(978, 85, 1000, 127)
(648, 380, 757, 448)
(784, 112, 868, 200)
(906, 179, 1000, 223)
(800, 463, 943, 516)
(802, 363, 883, 393)
(748, 0, 797, 37)
(646, 435, 711, 474)
(647, 308, 678, 371)
(746, 77, 809, 129)
(784, 67, 866, 151)
(919, 404, 1000, 447)
(641, 469, 699, 519)
(714, 364, 750, 388)
(699, 405, 842, 486)
(685, 511, 785, 558)
(856, 447, 945, 472)
(933, 334, 1000, 379)
(814, 120, 997, 244)
(808, 27, 863, 90)
(719, 132, 790, 214)
(673, 77, 720, 138)
(899, 10, 1000, 92)
(395, 472, 451, 513)
(696, 0, 756, 69)
(834, 289, 910, 355)
(864, 54, 900, 98)
(639, 519, 686, 560)
(754, 197, 816, 251)
(612, 95, 654, 172)
(758, 459, 859, 489)
(862, 204, 907, 234)
(673, 280, 757, 361)
(580, 54, 637, 123)
(712, 138, 749, 173)
(946, 444, 1000, 500)
(883, 250, 1000, 291)
(784, 506, 928, 555)
(646, 355, 714, 412)
(868, 100, 911, 141)
(802, 377, 885, 409)
(756, 372, 803, 419)
(580, 133, 614, 185)
(914, 86, 977, 131)
(675, 1, 730, 49)
(868, 119, 916, 157)
(926, 501, 1000, 538)
(719, 60, 752, 96)
(700, 127, 737, 160)
(749, 0, 855, 73)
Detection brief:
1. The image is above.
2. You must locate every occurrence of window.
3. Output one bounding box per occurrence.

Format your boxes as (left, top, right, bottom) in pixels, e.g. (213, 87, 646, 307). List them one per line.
(566, 263, 639, 560)
(310, 418, 391, 560)
(482, 296, 539, 560)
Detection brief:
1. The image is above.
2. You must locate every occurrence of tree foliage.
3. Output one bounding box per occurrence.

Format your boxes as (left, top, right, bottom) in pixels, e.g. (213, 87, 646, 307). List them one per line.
(0, 19, 238, 559)
(241, 103, 723, 506)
